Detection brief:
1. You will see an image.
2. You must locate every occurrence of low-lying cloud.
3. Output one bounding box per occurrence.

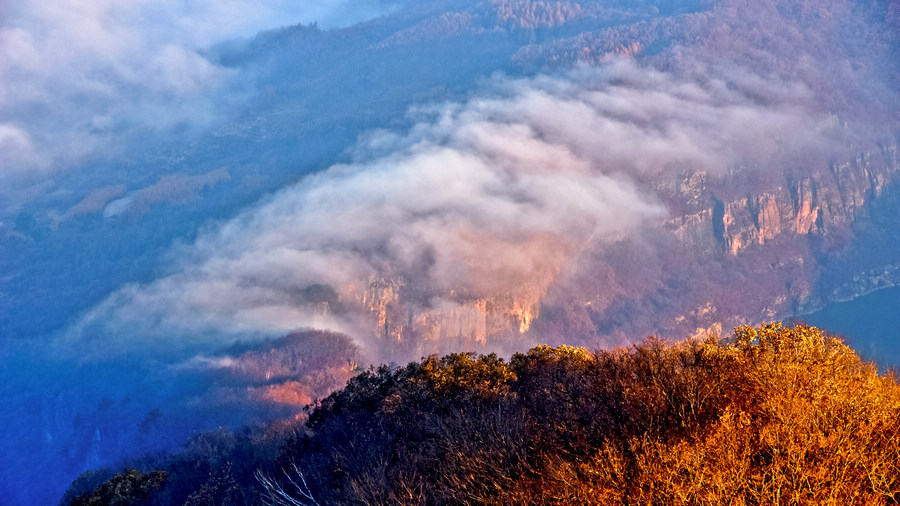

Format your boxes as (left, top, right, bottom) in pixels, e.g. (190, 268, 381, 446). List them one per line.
(62, 59, 843, 358)
(0, 0, 399, 192)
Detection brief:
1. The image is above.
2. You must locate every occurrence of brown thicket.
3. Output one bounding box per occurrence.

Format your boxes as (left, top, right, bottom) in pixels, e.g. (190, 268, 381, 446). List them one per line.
(269, 324, 900, 505)
(68, 324, 900, 505)
(67, 469, 168, 506)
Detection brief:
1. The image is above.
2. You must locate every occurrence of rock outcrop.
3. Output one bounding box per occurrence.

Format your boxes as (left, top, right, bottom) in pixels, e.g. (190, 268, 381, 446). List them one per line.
(342, 275, 546, 358)
(668, 146, 898, 259)
(625, 144, 900, 341)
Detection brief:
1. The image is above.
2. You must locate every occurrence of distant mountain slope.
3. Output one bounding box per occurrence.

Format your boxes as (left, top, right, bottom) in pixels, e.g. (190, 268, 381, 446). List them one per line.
(3, 0, 897, 350)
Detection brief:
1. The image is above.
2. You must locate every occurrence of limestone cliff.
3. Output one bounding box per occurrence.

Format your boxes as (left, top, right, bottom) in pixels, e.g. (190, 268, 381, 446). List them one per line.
(668, 146, 899, 259)
(544, 143, 900, 347)
(668, 146, 898, 334)
(338, 275, 546, 358)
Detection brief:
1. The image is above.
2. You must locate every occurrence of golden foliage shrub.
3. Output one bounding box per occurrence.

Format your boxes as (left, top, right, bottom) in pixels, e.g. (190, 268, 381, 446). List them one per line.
(503, 324, 900, 505)
(100, 324, 899, 505)
(283, 324, 900, 504)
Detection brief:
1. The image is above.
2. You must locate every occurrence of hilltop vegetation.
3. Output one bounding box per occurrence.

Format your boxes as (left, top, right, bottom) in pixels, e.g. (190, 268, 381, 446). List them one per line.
(67, 324, 900, 504)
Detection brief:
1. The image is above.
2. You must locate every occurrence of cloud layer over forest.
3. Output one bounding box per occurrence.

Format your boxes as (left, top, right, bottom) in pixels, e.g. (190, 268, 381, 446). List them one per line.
(62, 59, 846, 358)
(0, 0, 399, 191)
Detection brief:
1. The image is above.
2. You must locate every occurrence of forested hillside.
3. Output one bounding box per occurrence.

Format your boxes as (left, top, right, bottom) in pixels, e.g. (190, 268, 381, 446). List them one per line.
(66, 324, 900, 504)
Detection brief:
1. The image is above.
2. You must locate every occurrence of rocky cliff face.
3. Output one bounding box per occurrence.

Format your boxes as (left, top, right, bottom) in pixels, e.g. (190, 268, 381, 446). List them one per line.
(534, 143, 900, 348)
(342, 275, 546, 358)
(631, 143, 900, 341)
(669, 146, 898, 259)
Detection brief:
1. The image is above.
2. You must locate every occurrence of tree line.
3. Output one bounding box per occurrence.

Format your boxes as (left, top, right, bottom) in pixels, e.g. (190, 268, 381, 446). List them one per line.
(66, 324, 900, 504)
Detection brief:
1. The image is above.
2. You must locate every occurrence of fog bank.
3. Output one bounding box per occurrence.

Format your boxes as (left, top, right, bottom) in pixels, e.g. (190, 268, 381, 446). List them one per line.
(63, 59, 844, 358)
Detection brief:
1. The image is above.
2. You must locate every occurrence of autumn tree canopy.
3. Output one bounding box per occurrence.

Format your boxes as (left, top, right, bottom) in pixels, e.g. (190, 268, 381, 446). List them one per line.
(68, 324, 900, 505)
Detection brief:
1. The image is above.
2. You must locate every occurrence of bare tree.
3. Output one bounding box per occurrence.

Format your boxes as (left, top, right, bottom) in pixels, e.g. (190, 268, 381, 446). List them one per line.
(255, 461, 319, 506)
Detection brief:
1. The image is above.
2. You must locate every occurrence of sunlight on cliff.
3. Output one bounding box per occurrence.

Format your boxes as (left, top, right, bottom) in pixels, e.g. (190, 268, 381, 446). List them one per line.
(513, 301, 537, 334)
(260, 382, 313, 406)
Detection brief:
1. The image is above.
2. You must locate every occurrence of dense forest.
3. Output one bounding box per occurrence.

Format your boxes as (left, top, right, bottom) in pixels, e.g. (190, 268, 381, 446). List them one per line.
(65, 323, 900, 504)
